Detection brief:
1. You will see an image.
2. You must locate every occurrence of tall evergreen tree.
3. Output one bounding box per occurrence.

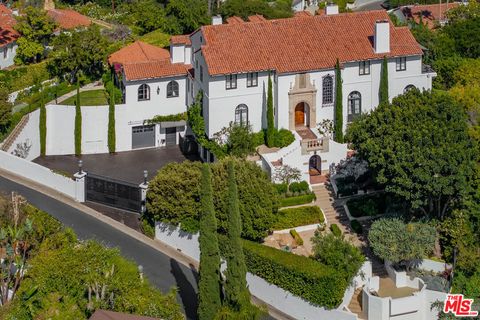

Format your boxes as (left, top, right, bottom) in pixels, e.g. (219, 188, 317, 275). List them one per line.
(108, 77, 116, 153)
(379, 56, 389, 104)
(224, 161, 250, 311)
(39, 91, 46, 156)
(334, 59, 343, 143)
(266, 73, 275, 147)
(74, 81, 82, 156)
(197, 164, 222, 320)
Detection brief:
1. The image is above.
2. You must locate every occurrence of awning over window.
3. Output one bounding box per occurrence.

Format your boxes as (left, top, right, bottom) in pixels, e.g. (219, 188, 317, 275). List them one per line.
(159, 120, 186, 129)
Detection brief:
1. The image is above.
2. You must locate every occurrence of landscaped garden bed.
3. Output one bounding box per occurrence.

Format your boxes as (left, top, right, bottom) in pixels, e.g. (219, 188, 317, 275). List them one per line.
(275, 181, 316, 207)
(272, 206, 325, 230)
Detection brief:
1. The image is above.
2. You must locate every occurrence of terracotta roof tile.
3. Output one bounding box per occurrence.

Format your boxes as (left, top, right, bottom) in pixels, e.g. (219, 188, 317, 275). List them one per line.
(108, 41, 170, 65)
(201, 10, 423, 75)
(171, 34, 191, 46)
(47, 9, 91, 30)
(401, 3, 460, 29)
(123, 60, 191, 81)
(226, 16, 245, 24)
(0, 4, 19, 46)
(248, 15, 267, 22)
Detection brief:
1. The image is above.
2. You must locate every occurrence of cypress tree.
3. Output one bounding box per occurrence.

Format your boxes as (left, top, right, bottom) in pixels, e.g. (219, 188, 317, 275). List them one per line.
(266, 73, 275, 147)
(39, 91, 46, 156)
(197, 164, 222, 320)
(224, 161, 250, 311)
(108, 79, 116, 153)
(379, 56, 389, 105)
(74, 81, 82, 156)
(334, 59, 343, 143)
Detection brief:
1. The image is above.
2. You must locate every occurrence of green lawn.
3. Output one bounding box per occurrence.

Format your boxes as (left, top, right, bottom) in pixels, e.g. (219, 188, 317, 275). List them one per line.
(60, 90, 108, 106)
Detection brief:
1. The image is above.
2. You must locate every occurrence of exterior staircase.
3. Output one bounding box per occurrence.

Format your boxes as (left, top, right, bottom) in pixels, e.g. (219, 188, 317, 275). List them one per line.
(313, 184, 351, 235)
(0, 114, 30, 152)
(348, 288, 366, 320)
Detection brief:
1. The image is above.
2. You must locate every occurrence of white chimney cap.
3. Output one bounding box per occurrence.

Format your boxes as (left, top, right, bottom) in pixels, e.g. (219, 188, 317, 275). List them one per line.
(212, 15, 223, 26)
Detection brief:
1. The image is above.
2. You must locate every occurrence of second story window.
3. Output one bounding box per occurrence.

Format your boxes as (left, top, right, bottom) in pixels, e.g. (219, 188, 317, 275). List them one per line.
(396, 57, 407, 71)
(226, 74, 237, 90)
(322, 75, 333, 105)
(200, 66, 203, 82)
(167, 80, 179, 98)
(359, 61, 370, 75)
(138, 84, 150, 101)
(247, 72, 258, 87)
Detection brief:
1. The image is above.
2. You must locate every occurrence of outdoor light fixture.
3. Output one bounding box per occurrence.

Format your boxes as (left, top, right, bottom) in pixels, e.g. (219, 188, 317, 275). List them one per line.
(157, 87, 160, 95)
(143, 170, 148, 184)
(78, 160, 83, 174)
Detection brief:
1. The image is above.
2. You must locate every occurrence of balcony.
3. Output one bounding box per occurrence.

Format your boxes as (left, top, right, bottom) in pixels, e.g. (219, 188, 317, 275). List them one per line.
(301, 137, 329, 154)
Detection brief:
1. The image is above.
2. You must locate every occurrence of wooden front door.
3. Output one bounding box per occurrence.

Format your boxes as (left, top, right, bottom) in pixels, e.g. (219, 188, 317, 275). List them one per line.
(295, 103, 304, 126)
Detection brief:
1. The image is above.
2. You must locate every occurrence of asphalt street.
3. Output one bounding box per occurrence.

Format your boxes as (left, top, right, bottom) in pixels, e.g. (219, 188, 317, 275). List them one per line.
(0, 175, 199, 320)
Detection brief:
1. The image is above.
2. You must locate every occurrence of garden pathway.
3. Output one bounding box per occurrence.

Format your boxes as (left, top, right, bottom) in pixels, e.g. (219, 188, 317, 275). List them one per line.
(46, 82, 105, 105)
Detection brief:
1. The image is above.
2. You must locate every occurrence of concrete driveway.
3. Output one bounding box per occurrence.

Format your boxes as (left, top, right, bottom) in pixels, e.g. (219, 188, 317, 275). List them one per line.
(34, 146, 200, 184)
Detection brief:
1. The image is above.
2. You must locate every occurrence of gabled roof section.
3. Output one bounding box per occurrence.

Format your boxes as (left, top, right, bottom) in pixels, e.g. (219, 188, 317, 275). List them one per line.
(47, 9, 91, 30)
(108, 41, 170, 65)
(201, 10, 423, 75)
(0, 4, 19, 47)
(123, 60, 191, 81)
(171, 34, 191, 46)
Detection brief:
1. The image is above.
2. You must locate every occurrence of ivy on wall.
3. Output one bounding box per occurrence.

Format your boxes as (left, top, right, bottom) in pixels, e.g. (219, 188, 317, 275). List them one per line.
(145, 112, 187, 125)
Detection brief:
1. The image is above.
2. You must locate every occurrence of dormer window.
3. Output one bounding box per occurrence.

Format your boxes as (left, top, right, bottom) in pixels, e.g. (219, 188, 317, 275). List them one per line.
(359, 61, 370, 75)
(226, 74, 237, 90)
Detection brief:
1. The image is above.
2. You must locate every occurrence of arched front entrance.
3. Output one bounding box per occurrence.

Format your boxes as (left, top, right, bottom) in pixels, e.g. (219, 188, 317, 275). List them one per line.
(309, 155, 321, 176)
(294, 102, 310, 127)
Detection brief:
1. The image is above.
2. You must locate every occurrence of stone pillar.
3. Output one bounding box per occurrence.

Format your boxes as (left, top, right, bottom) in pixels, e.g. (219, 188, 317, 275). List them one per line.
(74, 172, 87, 202)
(139, 182, 148, 214)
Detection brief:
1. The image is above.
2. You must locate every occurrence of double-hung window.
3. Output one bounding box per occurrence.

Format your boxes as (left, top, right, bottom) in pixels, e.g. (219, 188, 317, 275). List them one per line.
(359, 61, 370, 75)
(226, 74, 237, 90)
(396, 57, 407, 71)
(247, 72, 258, 87)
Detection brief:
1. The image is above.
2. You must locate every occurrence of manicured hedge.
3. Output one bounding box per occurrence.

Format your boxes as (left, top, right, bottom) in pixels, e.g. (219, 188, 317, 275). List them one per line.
(279, 193, 316, 207)
(351, 220, 363, 234)
(289, 181, 309, 193)
(289, 229, 303, 246)
(273, 206, 324, 230)
(330, 223, 342, 237)
(242, 239, 348, 308)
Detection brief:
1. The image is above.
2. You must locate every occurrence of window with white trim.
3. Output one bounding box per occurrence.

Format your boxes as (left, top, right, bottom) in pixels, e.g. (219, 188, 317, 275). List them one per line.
(396, 57, 407, 71)
(247, 72, 258, 87)
(226, 74, 237, 90)
(359, 61, 370, 75)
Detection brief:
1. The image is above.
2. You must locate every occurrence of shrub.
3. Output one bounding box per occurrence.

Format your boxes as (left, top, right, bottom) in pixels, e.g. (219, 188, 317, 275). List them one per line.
(289, 181, 309, 193)
(274, 183, 288, 195)
(273, 206, 324, 230)
(290, 229, 303, 246)
(350, 220, 363, 234)
(242, 239, 347, 308)
(274, 128, 295, 147)
(330, 223, 342, 237)
(279, 193, 316, 207)
(347, 193, 387, 217)
(252, 130, 265, 147)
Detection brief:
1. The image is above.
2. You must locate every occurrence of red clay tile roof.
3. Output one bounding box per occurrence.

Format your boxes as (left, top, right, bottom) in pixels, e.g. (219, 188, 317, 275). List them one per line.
(201, 10, 423, 75)
(108, 41, 170, 65)
(89, 309, 160, 320)
(171, 34, 191, 46)
(226, 16, 245, 24)
(123, 60, 191, 81)
(248, 15, 267, 22)
(401, 3, 460, 29)
(0, 4, 19, 46)
(47, 9, 91, 30)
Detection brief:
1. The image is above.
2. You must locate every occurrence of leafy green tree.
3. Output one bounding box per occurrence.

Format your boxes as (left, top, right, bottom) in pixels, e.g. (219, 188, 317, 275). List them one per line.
(312, 232, 365, 284)
(379, 56, 388, 104)
(108, 81, 116, 153)
(443, 17, 480, 59)
(226, 123, 256, 157)
(198, 164, 222, 320)
(346, 90, 478, 218)
(166, 0, 210, 34)
(266, 74, 275, 147)
(0, 87, 12, 135)
(14, 7, 56, 64)
(74, 82, 82, 156)
(118, 0, 169, 35)
(220, 0, 292, 20)
(224, 161, 250, 311)
(48, 26, 108, 83)
(450, 84, 480, 141)
(368, 218, 436, 270)
(334, 59, 343, 143)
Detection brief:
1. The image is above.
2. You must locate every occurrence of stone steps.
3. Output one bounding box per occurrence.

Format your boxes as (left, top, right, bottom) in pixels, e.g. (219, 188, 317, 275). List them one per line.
(348, 288, 365, 320)
(1, 114, 30, 152)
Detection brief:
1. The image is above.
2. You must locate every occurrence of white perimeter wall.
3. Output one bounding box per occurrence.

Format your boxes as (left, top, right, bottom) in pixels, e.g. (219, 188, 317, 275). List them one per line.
(0, 42, 17, 69)
(155, 221, 363, 320)
(6, 109, 41, 161)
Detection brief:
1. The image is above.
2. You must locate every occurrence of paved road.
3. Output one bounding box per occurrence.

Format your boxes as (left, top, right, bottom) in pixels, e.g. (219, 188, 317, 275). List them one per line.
(0, 175, 199, 320)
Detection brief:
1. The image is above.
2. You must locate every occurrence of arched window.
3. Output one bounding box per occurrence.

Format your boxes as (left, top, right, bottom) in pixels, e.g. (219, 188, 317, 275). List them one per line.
(167, 80, 179, 98)
(322, 75, 333, 105)
(235, 104, 248, 126)
(348, 91, 361, 122)
(404, 84, 416, 93)
(138, 84, 150, 101)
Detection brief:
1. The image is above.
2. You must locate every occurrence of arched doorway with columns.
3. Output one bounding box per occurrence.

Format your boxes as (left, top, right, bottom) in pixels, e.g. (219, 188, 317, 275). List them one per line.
(294, 102, 310, 128)
(288, 73, 317, 130)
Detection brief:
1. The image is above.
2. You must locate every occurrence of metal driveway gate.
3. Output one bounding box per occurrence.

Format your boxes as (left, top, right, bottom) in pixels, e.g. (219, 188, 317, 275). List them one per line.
(132, 125, 155, 149)
(85, 173, 142, 212)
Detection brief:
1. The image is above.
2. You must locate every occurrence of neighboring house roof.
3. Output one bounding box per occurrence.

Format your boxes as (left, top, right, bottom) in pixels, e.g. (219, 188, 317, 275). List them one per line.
(89, 309, 160, 320)
(47, 9, 91, 30)
(170, 34, 191, 46)
(0, 4, 19, 47)
(108, 41, 170, 65)
(400, 3, 460, 29)
(200, 10, 423, 75)
(123, 60, 191, 81)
